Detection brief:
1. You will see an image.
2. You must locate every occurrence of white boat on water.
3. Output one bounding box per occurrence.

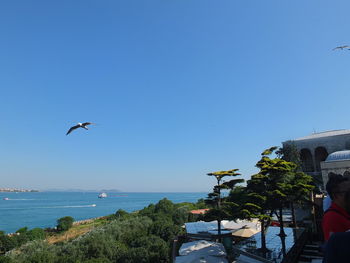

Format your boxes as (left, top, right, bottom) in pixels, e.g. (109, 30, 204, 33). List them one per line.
(3, 197, 9, 200)
(98, 192, 107, 198)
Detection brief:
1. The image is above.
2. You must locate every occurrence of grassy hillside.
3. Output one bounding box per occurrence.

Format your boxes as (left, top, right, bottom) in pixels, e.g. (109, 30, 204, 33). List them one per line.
(0, 198, 206, 263)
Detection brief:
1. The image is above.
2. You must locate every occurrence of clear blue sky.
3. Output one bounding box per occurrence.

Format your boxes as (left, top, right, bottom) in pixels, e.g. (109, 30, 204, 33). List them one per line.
(1, 0, 349, 192)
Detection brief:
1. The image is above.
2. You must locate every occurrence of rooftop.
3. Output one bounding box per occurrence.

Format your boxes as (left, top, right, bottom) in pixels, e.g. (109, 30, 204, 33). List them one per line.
(190, 209, 209, 215)
(293, 129, 350, 141)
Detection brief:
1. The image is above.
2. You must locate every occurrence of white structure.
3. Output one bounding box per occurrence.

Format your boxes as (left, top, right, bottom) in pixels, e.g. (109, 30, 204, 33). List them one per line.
(221, 219, 261, 232)
(185, 221, 231, 236)
(176, 240, 228, 263)
(185, 220, 261, 238)
(321, 150, 350, 187)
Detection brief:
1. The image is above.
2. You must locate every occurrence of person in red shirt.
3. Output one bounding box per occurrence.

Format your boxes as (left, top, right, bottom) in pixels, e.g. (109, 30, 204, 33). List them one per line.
(322, 173, 350, 241)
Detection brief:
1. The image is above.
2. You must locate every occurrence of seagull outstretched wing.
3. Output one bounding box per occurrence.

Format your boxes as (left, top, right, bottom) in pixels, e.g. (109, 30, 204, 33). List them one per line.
(82, 122, 93, 126)
(66, 124, 80, 135)
(333, 45, 350, 50)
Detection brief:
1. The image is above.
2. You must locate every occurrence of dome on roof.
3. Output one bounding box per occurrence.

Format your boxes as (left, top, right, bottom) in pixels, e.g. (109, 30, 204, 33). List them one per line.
(325, 150, 350, 162)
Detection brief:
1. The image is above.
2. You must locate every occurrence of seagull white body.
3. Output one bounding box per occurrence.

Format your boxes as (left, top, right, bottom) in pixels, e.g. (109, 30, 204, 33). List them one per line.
(66, 122, 94, 135)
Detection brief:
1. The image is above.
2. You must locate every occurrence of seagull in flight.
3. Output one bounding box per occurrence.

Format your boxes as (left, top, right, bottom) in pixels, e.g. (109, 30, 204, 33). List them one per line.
(66, 122, 94, 135)
(332, 45, 350, 51)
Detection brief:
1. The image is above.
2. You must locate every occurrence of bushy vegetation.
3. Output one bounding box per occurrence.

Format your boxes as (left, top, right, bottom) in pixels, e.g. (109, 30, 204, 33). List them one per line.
(56, 216, 74, 232)
(0, 227, 46, 255)
(0, 198, 205, 263)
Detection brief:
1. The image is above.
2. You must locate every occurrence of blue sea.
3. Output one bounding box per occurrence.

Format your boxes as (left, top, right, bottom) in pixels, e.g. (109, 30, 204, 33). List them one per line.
(0, 192, 206, 233)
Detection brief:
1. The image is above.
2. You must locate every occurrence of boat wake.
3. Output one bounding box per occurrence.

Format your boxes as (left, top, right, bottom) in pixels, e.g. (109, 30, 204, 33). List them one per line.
(0, 204, 97, 210)
(61, 204, 96, 208)
(4, 199, 36, 201)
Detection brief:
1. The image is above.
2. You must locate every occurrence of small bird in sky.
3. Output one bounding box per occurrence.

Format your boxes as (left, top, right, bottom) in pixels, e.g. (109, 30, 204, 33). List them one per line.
(332, 45, 350, 51)
(66, 122, 94, 135)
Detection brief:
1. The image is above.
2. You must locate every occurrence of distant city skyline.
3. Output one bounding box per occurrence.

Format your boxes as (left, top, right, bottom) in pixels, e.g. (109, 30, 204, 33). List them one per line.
(1, 0, 350, 191)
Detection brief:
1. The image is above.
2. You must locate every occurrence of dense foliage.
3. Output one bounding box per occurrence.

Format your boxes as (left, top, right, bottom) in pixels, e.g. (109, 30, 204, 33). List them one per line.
(0, 198, 205, 263)
(0, 228, 46, 255)
(56, 216, 74, 232)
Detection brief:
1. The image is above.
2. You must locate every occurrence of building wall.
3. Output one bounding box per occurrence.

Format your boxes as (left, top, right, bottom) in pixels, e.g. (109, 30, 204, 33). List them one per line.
(283, 133, 350, 188)
(283, 134, 350, 173)
(290, 134, 350, 153)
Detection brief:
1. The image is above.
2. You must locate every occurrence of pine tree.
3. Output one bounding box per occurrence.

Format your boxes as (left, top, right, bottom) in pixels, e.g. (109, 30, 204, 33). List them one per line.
(244, 147, 298, 254)
(277, 143, 314, 227)
(245, 172, 273, 253)
(205, 169, 243, 235)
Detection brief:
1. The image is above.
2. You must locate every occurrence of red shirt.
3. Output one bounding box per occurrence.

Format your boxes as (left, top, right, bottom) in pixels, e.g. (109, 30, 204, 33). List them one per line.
(322, 202, 350, 241)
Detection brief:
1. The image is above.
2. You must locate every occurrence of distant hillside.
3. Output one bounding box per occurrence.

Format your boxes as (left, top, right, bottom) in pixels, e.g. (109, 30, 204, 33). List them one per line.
(44, 188, 121, 192)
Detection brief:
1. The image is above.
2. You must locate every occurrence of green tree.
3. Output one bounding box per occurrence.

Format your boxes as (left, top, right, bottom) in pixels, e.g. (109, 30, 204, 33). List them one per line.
(245, 172, 273, 253)
(172, 206, 190, 225)
(130, 235, 169, 263)
(286, 171, 314, 227)
(276, 141, 302, 169)
(84, 258, 112, 263)
(79, 233, 116, 260)
(13, 227, 29, 245)
(115, 209, 129, 219)
(15, 227, 28, 234)
(154, 198, 175, 214)
(27, 228, 46, 241)
(0, 256, 13, 263)
(0, 232, 16, 255)
(277, 143, 314, 227)
(255, 147, 296, 238)
(244, 147, 299, 255)
(195, 198, 207, 209)
(7, 240, 57, 263)
(11, 227, 46, 247)
(206, 169, 243, 235)
(56, 216, 74, 232)
(225, 186, 250, 220)
(150, 218, 181, 242)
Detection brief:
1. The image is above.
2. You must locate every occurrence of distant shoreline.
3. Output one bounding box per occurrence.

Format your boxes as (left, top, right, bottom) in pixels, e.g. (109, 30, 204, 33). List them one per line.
(40, 190, 207, 193)
(0, 192, 206, 233)
(0, 189, 39, 192)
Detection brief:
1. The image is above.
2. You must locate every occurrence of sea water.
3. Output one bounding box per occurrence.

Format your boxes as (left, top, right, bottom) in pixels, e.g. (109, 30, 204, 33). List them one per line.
(0, 192, 206, 233)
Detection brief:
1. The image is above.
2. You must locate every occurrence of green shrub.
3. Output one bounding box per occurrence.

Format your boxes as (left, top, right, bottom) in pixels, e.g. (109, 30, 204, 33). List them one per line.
(0, 233, 16, 254)
(115, 209, 129, 219)
(15, 227, 28, 234)
(7, 240, 57, 263)
(27, 228, 46, 241)
(80, 233, 116, 260)
(84, 258, 112, 263)
(154, 198, 175, 214)
(130, 235, 169, 262)
(0, 256, 13, 263)
(150, 219, 180, 242)
(56, 216, 74, 232)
